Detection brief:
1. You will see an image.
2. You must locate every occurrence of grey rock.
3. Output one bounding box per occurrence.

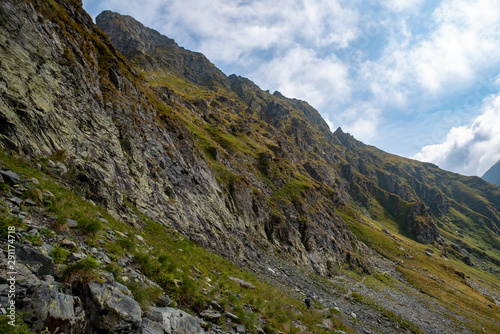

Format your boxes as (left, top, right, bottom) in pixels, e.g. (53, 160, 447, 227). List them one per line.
(200, 308, 222, 321)
(69, 252, 87, 261)
(16, 245, 55, 277)
(66, 218, 79, 228)
(9, 196, 23, 205)
(236, 324, 245, 333)
(0, 170, 20, 185)
(18, 280, 86, 333)
(0, 260, 37, 283)
(24, 199, 37, 206)
(97, 252, 112, 264)
(61, 239, 77, 248)
(229, 277, 256, 290)
(224, 311, 239, 320)
(145, 307, 206, 334)
(84, 281, 142, 333)
(141, 318, 164, 334)
(39, 243, 53, 256)
(156, 295, 174, 307)
(28, 228, 39, 235)
(26, 177, 40, 185)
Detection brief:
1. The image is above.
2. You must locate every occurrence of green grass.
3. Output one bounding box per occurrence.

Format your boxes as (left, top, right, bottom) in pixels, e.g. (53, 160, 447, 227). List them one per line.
(62, 257, 100, 283)
(49, 246, 70, 264)
(0, 151, 355, 333)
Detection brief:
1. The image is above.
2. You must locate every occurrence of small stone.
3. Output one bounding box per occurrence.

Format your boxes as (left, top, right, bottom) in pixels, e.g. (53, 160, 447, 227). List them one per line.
(56, 161, 68, 174)
(29, 228, 39, 235)
(26, 177, 40, 185)
(24, 199, 37, 206)
(99, 218, 108, 223)
(200, 309, 222, 320)
(156, 295, 174, 307)
(115, 230, 126, 238)
(61, 240, 77, 248)
(9, 196, 23, 205)
(66, 219, 78, 228)
(97, 252, 111, 264)
(43, 190, 55, 199)
(135, 234, 144, 241)
(224, 311, 239, 320)
(350, 312, 357, 319)
(229, 276, 256, 290)
(69, 253, 87, 261)
(236, 324, 245, 333)
(47, 160, 57, 168)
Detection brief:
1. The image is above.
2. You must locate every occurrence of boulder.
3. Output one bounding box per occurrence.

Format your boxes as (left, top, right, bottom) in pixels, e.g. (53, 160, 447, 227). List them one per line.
(16, 245, 55, 276)
(84, 281, 142, 333)
(18, 280, 86, 333)
(0, 169, 20, 185)
(144, 307, 206, 334)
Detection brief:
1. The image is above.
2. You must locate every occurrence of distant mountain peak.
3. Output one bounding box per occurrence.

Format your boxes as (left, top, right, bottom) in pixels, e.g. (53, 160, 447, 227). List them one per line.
(482, 159, 500, 187)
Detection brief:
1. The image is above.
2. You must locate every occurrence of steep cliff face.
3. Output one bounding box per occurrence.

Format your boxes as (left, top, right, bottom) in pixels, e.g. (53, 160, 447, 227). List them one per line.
(1, 0, 500, 279)
(0, 0, 368, 277)
(2, 1, 500, 333)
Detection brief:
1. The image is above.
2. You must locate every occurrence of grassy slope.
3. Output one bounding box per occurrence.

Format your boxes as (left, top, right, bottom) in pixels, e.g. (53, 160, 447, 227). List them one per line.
(342, 206, 500, 333)
(0, 151, 355, 334)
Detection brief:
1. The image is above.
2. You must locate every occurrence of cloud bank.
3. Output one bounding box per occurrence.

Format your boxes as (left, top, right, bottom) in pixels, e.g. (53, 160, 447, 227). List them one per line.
(413, 93, 500, 176)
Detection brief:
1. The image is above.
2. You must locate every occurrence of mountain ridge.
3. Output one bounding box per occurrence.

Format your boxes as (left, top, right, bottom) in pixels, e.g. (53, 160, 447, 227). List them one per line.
(0, 1, 499, 333)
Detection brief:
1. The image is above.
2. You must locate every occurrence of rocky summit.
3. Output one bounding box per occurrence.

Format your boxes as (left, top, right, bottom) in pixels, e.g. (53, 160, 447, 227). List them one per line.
(0, 0, 499, 333)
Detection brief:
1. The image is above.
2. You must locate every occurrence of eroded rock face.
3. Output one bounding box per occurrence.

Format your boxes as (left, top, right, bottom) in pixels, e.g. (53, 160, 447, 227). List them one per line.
(407, 202, 439, 244)
(0, 0, 370, 278)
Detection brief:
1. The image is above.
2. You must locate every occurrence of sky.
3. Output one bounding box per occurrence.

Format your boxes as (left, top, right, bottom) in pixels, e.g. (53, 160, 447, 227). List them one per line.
(82, 0, 500, 177)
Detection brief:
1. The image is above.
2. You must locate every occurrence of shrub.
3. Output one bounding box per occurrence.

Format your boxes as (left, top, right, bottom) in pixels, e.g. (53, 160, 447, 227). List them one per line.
(118, 238, 135, 252)
(78, 218, 102, 236)
(134, 252, 159, 276)
(62, 257, 99, 283)
(104, 263, 123, 280)
(50, 246, 70, 264)
(124, 281, 162, 309)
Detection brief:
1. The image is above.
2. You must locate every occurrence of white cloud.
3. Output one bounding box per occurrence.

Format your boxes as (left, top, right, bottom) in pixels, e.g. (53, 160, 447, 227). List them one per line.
(94, 0, 359, 65)
(413, 93, 500, 176)
(337, 104, 381, 143)
(361, 0, 500, 106)
(384, 0, 424, 12)
(251, 47, 351, 110)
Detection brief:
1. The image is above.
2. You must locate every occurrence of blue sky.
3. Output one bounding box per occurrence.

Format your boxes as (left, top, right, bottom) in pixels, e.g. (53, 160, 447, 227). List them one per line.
(82, 0, 500, 177)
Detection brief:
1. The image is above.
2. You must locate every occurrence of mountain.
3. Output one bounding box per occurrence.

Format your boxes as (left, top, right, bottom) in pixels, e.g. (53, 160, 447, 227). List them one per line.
(0, 0, 499, 333)
(483, 159, 500, 187)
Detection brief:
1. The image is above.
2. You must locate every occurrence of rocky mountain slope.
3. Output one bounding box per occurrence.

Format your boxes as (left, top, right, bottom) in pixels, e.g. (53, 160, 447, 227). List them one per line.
(483, 159, 500, 187)
(0, 0, 499, 333)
